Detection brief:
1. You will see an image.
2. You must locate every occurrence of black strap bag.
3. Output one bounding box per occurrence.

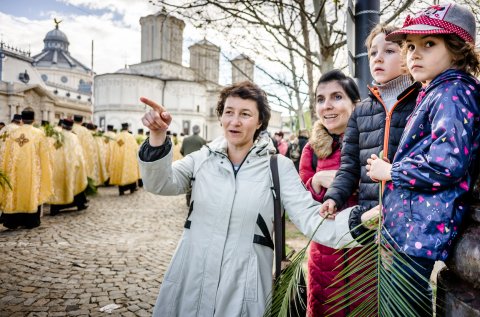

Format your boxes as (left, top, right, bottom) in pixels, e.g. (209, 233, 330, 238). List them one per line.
(270, 154, 307, 317)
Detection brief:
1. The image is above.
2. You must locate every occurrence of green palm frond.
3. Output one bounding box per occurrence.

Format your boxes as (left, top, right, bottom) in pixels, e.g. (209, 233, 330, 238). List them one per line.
(325, 176, 435, 316)
(43, 123, 64, 149)
(325, 226, 434, 317)
(0, 170, 12, 190)
(263, 217, 327, 317)
(85, 177, 98, 196)
(136, 135, 147, 145)
(265, 151, 440, 317)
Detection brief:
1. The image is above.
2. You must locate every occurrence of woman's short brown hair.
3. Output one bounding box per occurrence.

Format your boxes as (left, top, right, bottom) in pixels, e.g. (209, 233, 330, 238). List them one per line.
(216, 81, 271, 141)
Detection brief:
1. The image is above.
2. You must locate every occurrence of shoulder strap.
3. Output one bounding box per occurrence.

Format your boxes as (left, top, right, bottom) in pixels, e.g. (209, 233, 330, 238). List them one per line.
(270, 154, 286, 280)
(311, 151, 318, 171)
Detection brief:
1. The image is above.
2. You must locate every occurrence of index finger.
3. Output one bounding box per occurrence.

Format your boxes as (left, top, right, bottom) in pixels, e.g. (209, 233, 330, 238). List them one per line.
(140, 97, 166, 113)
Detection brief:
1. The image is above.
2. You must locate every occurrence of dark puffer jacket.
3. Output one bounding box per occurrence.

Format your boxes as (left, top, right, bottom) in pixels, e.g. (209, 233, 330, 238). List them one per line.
(323, 82, 421, 209)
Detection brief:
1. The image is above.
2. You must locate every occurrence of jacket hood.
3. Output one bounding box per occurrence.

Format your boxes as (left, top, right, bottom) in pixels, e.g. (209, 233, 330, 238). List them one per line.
(309, 120, 334, 159)
(425, 69, 479, 93)
(205, 134, 275, 158)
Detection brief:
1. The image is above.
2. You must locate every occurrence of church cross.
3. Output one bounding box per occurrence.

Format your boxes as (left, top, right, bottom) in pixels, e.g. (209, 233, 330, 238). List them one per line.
(15, 133, 29, 147)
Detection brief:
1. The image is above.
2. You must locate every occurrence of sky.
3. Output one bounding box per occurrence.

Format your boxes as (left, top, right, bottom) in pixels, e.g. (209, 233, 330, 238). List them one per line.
(0, 0, 231, 79)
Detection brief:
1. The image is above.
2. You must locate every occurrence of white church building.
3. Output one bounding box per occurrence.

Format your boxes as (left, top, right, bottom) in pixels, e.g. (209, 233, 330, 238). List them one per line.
(93, 11, 281, 140)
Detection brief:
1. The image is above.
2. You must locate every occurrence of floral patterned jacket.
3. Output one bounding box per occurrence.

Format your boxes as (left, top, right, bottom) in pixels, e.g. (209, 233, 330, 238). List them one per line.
(382, 69, 480, 261)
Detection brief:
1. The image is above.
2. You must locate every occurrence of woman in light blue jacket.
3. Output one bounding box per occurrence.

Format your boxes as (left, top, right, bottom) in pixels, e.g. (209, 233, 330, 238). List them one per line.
(138, 81, 364, 317)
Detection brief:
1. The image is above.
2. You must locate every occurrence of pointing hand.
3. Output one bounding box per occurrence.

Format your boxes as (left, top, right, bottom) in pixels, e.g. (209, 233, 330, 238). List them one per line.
(140, 97, 172, 146)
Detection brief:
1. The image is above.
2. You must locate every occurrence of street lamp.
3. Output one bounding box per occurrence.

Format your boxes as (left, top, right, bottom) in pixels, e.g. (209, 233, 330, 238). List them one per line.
(346, 0, 380, 99)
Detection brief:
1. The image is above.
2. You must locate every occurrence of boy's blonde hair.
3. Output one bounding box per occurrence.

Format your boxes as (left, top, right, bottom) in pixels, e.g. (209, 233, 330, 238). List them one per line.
(365, 24, 400, 51)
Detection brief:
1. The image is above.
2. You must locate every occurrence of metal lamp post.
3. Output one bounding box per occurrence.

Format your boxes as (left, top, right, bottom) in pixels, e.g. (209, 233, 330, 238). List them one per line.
(346, 0, 380, 99)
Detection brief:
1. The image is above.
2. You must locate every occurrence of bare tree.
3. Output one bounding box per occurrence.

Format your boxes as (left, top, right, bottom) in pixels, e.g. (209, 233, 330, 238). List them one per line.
(148, 0, 419, 129)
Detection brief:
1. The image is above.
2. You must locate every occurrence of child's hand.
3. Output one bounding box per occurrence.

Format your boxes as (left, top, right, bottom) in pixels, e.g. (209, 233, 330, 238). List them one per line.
(312, 170, 337, 193)
(361, 205, 381, 230)
(381, 247, 394, 271)
(366, 154, 392, 181)
(320, 199, 337, 219)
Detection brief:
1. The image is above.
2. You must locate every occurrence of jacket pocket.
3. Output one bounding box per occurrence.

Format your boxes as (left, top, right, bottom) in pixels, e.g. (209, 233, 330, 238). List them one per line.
(244, 254, 258, 302)
(401, 189, 414, 221)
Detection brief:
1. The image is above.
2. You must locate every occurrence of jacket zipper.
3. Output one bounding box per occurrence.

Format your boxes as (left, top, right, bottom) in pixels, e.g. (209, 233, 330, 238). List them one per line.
(213, 147, 256, 177)
(368, 86, 417, 189)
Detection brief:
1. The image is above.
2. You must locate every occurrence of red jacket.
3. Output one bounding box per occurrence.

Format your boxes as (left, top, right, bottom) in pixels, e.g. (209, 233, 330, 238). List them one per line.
(299, 122, 365, 317)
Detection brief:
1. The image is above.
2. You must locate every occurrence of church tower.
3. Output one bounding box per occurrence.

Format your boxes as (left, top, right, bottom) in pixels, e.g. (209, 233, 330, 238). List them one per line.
(188, 39, 220, 83)
(231, 54, 254, 83)
(140, 10, 185, 64)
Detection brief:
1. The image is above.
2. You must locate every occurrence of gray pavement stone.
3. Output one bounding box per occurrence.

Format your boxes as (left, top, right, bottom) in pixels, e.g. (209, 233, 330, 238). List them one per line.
(0, 187, 185, 316)
(127, 304, 140, 312)
(24, 298, 37, 306)
(135, 309, 151, 317)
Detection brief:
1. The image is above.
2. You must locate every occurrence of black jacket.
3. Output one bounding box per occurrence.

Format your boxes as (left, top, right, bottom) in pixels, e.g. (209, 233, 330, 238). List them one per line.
(323, 83, 421, 209)
(297, 135, 308, 154)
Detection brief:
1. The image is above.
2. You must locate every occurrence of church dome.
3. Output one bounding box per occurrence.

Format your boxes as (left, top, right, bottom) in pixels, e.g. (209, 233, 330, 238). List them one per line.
(32, 21, 90, 73)
(42, 25, 69, 52)
(44, 28, 69, 45)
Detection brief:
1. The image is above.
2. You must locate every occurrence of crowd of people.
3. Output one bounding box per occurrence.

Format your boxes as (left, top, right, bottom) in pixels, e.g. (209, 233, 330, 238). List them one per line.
(138, 3, 480, 317)
(0, 113, 145, 229)
(0, 110, 210, 231)
(1, 2, 480, 316)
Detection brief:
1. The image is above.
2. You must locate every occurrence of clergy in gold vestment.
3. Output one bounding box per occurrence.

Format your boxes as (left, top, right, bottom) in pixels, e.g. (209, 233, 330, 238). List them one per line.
(47, 119, 88, 215)
(0, 110, 52, 229)
(88, 123, 109, 185)
(103, 125, 117, 177)
(0, 114, 22, 167)
(135, 128, 147, 187)
(72, 115, 100, 186)
(172, 132, 183, 161)
(109, 123, 139, 195)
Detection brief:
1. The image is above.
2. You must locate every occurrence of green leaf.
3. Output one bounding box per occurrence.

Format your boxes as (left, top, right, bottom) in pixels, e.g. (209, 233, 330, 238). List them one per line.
(85, 177, 98, 196)
(324, 153, 437, 317)
(263, 217, 327, 317)
(0, 169, 12, 190)
(264, 148, 442, 316)
(43, 123, 65, 149)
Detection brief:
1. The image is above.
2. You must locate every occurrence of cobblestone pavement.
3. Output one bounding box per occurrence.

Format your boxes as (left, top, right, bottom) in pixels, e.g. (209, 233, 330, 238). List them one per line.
(0, 186, 187, 317)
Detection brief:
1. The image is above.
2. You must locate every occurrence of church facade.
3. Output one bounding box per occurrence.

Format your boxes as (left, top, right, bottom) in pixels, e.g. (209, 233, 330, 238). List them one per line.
(93, 11, 281, 140)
